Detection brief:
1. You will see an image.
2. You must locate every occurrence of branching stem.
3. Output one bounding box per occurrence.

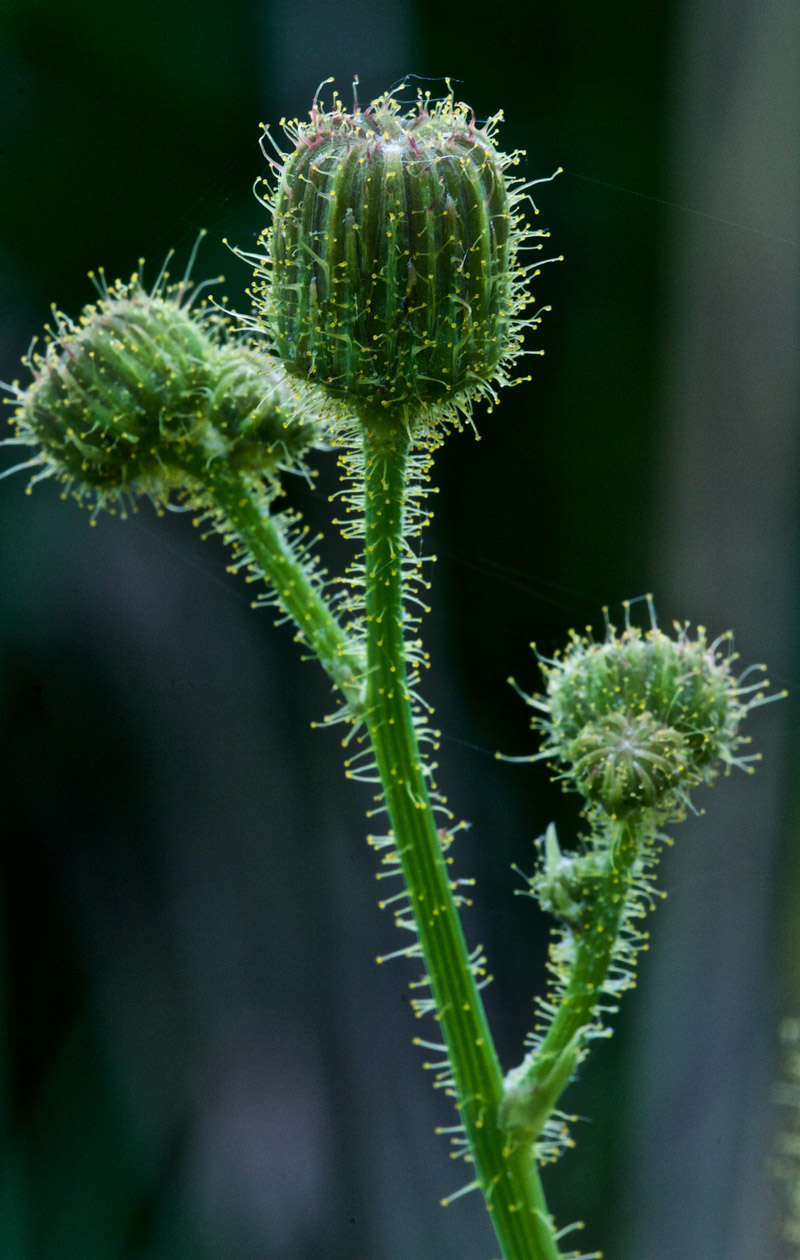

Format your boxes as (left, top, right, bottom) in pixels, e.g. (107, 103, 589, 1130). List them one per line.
(359, 410, 562, 1260)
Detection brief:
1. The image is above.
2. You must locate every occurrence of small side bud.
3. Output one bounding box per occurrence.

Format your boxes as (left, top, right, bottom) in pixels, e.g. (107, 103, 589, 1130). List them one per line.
(206, 341, 316, 474)
(532, 823, 598, 927)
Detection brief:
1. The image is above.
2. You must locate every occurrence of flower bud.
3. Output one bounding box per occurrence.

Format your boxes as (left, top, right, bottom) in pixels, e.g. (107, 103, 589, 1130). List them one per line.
(532, 822, 599, 927)
(205, 340, 316, 474)
(522, 601, 774, 819)
(3, 268, 316, 510)
(251, 83, 552, 423)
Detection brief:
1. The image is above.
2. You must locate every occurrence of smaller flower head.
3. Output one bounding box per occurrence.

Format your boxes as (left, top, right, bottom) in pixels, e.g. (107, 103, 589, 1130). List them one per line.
(515, 598, 779, 819)
(2, 251, 317, 515)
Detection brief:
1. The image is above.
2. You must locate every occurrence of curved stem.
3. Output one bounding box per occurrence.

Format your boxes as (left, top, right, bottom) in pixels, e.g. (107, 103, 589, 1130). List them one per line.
(179, 454, 364, 713)
(360, 411, 561, 1260)
(526, 820, 638, 1088)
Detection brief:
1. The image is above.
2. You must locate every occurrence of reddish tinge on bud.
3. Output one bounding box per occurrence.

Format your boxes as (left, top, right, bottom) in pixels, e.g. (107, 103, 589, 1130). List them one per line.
(250, 81, 555, 425)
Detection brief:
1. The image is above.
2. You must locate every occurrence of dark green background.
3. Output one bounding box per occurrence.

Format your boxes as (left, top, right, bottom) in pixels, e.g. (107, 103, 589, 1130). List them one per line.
(0, 3, 797, 1259)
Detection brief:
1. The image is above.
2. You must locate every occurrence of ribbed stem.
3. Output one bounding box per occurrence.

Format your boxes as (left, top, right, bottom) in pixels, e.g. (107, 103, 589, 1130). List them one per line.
(360, 411, 561, 1260)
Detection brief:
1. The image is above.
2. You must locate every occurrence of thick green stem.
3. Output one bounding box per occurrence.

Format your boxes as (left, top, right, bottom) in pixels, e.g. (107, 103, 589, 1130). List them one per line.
(360, 412, 561, 1260)
(179, 454, 364, 713)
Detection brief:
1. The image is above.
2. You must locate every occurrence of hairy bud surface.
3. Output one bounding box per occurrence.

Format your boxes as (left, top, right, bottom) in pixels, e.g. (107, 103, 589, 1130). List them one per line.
(520, 602, 775, 819)
(3, 268, 315, 511)
(251, 83, 553, 424)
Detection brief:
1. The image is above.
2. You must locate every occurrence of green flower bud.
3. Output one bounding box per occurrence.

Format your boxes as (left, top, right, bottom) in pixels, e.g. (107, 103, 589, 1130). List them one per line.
(530, 822, 600, 928)
(204, 340, 316, 474)
(3, 263, 317, 512)
(518, 600, 778, 819)
(250, 81, 555, 426)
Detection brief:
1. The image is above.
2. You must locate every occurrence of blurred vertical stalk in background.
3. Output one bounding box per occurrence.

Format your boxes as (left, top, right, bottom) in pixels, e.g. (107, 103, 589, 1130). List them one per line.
(621, 4, 799, 1258)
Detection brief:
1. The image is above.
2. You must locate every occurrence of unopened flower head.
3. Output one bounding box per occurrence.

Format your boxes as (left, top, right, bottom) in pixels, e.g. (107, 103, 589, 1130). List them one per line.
(2, 257, 316, 514)
(249, 79, 558, 429)
(519, 600, 779, 819)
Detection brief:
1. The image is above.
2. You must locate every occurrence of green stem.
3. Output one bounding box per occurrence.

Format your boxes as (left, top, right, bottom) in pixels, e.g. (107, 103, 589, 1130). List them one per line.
(360, 412, 561, 1260)
(180, 454, 364, 713)
(527, 819, 639, 1086)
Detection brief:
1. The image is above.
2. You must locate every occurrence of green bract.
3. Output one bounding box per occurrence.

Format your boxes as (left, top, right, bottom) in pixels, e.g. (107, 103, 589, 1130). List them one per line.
(3, 268, 316, 511)
(250, 83, 552, 424)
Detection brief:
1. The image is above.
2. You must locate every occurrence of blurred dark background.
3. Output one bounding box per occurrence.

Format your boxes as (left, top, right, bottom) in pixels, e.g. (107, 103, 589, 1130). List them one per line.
(0, 3, 797, 1258)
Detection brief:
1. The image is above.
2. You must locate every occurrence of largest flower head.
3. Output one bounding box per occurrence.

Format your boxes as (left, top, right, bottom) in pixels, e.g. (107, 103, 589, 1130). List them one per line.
(248, 81, 555, 428)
